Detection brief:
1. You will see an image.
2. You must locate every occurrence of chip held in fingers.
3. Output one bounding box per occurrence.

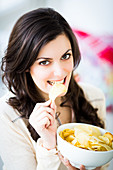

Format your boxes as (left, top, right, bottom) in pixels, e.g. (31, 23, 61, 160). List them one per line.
(49, 83, 67, 101)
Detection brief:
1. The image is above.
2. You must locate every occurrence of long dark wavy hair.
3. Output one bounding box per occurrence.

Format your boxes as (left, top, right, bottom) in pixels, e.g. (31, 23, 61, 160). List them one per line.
(1, 8, 104, 141)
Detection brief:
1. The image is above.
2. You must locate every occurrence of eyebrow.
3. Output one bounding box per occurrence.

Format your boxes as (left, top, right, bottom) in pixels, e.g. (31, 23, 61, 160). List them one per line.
(62, 49, 72, 57)
(37, 49, 72, 60)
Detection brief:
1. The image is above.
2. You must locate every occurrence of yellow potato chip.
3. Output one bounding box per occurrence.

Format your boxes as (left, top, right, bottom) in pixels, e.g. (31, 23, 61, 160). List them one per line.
(99, 136, 110, 145)
(75, 132, 91, 147)
(103, 132, 113, 148)
(65, 135, 75, 142)
(49, 83, 67, 101)
(104, 132, 113, 141)
(59, 129, 74, 138)
(74, 125, 101, 137)
(59, 131, 64, 140)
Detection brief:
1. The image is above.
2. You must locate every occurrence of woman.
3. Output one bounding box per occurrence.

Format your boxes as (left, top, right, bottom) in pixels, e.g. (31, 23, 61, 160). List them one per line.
(0, 8, 106, 170)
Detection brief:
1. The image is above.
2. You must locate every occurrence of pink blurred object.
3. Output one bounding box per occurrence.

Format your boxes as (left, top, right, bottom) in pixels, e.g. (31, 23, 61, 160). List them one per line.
(73, 29, 113, 112)
(73, 29, 113, 65)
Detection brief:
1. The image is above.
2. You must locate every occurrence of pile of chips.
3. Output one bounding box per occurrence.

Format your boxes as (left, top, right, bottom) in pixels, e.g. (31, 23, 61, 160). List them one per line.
(59, 124, 113, 151)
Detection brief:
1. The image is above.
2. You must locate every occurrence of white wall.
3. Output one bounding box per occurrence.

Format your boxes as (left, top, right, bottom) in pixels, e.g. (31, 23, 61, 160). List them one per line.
(0, 0, 47, 59)
(1, 0, 113, 59)
(46, 0, 113, 35)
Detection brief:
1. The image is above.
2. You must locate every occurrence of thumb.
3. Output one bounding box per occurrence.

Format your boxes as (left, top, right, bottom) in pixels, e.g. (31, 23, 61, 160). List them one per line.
(50, 100, 56, 110)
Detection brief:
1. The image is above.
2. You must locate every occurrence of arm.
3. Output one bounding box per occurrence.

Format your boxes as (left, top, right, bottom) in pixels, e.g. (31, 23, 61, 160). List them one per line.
(0, 99, 61, 170)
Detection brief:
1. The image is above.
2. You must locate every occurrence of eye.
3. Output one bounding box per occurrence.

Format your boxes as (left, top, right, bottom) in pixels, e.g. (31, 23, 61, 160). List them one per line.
(39, 60, 50, 66)
(61, 53, 71, 60)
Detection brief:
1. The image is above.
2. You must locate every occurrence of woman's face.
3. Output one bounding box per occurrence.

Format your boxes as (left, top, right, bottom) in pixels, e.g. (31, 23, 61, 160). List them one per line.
(30, 34, 74, 99)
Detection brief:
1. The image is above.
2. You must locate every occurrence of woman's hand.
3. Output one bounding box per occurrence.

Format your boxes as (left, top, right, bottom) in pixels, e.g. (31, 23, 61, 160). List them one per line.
(58, 152, 85, 170)
(29, 99, 57, 149)
(58, 152, 101, 170)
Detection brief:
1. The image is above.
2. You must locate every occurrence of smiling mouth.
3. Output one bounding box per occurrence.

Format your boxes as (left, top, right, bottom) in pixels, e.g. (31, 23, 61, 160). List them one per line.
(47, 77, 66, 86)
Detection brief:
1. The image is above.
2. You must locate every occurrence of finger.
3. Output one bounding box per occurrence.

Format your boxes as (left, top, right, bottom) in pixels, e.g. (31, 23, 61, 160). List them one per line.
(43, 106, 55, 118)
(34, 100, 52, 112)
(36, 106, 55, 117)
(80, 165, 86, 170)
(58, 151, 63, 160)
(58, 152, 77, 170)
(58, 153, 70, 167)
(65, 160, 79, 170)
(50, 100, 56, 110)
(63, 158, 71, 167)
(95, 167, 101, 170)
(38, 117, 50, 130)
(36, 111, 54, 126)
(63, 159, 79, 170)
(40, 99, 52, 106)
(29, 111, 54, 127)
(31, 105, 55, 120)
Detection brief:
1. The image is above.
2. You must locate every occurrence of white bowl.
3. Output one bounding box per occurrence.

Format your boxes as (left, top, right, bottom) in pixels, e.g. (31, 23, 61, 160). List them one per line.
(57, 123, 113, 170)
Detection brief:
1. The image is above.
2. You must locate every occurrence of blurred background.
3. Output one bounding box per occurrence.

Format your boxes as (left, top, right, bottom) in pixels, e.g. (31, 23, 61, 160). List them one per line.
(0, 0, 113, 169)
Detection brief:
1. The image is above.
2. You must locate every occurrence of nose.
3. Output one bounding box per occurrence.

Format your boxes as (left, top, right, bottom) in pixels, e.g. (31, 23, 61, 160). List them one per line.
(52, 62, 65, 77)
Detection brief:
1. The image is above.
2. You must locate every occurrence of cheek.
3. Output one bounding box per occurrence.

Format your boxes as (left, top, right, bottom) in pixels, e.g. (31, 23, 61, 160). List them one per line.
(30, 67, 50, 89)
(31, 70, 46, 83)
(67, 64, 73, 72)
(65, 59, 74, 82)
(65, 59, 74, 73)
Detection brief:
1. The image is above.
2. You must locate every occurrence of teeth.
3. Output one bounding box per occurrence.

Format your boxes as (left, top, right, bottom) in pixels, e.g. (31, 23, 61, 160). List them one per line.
(55, 80, 64, 84)
(49, 79, 64, 85)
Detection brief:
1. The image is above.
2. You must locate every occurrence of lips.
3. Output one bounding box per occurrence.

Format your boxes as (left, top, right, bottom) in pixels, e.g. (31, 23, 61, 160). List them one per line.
(47, 77, 66, 86)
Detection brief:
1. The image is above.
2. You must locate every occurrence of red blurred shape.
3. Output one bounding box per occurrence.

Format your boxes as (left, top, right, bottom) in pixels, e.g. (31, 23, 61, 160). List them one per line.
(98, 46, 113, 65)
(73, 29, 89, 39)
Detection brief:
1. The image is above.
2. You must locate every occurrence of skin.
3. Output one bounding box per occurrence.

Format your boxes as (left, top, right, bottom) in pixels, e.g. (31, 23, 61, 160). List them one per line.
(29, 34, 101, 170)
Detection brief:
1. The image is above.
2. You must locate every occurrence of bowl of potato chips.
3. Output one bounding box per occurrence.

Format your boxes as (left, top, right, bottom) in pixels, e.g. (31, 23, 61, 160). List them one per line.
(57, 123, 113, 169)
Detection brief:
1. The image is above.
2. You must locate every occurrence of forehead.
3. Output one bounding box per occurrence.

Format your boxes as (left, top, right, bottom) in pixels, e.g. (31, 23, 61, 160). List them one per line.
(37, 34, 71, 58)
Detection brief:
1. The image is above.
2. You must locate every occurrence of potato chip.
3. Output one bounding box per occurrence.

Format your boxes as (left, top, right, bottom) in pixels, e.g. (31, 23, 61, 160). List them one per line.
(99, 136, 110, 145)
(49, 83, 67, 101)
(63, 129, 75, 137)
(75, 132, 91, 147)
(65, 135, 75, 142)
(104, 132, 113, 141)
(103, 132, 113, 148)
(74, 125, 101, 137)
